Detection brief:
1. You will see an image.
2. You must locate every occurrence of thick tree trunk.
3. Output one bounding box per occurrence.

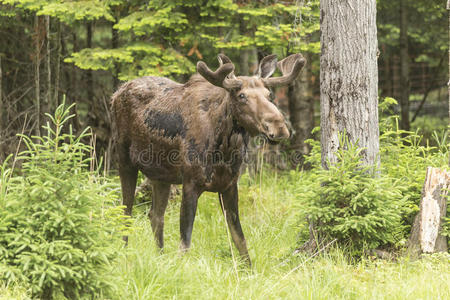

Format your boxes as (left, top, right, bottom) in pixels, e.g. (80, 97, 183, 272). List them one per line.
(320, 0, 379, 168)
(399, 0, 410, 131)
(407, 167, 449, 258)
(299, 0, 379, 254)
(288, 53, 314, 166)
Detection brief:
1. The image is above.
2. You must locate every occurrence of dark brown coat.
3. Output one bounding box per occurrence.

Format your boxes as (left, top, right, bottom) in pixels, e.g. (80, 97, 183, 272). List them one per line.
(112, 53, 306, 264)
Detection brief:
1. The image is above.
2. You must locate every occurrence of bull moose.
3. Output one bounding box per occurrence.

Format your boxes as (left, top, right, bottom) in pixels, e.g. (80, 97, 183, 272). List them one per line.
(111, 53, 306, 264)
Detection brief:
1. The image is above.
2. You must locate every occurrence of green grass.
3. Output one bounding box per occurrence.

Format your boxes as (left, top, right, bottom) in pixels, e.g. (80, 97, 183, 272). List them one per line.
(113, 172, 450, 300)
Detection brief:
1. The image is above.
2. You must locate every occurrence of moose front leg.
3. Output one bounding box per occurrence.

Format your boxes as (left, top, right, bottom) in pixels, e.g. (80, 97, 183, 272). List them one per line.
(180, 182, 201, 251)
(219, 183, 251, 265)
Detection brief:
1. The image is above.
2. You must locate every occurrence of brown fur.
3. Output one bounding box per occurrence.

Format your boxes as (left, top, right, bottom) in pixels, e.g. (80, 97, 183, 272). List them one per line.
(112, 54, 305, 265)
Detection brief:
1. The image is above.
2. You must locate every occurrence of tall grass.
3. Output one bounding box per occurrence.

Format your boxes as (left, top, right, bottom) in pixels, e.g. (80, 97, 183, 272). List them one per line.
(114, 172, 450, 300)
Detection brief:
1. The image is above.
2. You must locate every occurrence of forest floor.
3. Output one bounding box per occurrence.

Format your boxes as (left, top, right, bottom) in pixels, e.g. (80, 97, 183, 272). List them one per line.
(114, 172, 450, 300)
(2, 171, 449, 300)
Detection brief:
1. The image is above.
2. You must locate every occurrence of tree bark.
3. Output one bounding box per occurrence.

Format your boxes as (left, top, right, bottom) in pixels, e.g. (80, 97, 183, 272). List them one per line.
(45, 15, 52, 112)
(399, 0, 410, 131)
(448, 0, 450, 167)
(320, 0, 379, 168)
(86, 22, 94, 102)
(407, 167, 449, 258)
(112, 21, 120, 89)
(0, 55, 3, 135)
(54, 20, 61, 106)
(288, 52, 314, 166)
(447, 0, 450, 166)
(34, 15, 41, 136)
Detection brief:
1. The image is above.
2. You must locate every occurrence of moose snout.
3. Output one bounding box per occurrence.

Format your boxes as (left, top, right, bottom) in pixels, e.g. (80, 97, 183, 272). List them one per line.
(263, 121, 290, 141)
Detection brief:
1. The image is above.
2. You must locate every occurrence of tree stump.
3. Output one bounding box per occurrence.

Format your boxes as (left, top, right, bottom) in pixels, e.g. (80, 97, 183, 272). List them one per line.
(407, 167, 449, 258)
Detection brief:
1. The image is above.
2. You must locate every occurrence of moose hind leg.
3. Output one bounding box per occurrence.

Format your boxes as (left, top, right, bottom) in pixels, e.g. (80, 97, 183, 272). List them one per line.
(180, 182, 201, 251)
(219, 183, 251, 265)
(149, 180, 171, 249)
(118, 144, 138, 243)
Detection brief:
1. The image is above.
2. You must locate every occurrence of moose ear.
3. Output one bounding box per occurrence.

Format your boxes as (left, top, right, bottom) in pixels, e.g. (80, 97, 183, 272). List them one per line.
(257, 54, 278, 79)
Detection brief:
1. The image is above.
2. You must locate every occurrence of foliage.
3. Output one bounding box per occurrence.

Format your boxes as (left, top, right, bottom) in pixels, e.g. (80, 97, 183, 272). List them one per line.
(411, 116, 449, 146)
(0, 103, 127, 299)
(299, 134, 408, 253)
(105, 172, 450, 299)
(380, 117, 448, 232)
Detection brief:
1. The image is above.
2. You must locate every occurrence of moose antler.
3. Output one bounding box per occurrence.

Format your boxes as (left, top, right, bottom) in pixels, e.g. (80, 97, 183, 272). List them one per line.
(197, 54, 242, 89)
(262, 53, 306, 87)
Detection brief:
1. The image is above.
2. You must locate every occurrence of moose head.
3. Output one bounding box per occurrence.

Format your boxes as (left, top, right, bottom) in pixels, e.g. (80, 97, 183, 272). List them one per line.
(197, 53, 306, 143)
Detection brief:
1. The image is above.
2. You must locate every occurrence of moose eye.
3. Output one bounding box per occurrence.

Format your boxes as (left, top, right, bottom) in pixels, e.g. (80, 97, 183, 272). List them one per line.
(238, 93, 247, 102)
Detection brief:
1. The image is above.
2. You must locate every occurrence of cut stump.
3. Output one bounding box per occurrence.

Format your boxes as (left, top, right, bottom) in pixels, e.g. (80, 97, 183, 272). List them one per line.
(407, 167, 449, 258)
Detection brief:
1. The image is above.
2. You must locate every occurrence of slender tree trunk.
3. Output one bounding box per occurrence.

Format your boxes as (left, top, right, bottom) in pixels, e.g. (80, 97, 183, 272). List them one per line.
(399, 0, 410, 131)
(0, 54, 3, 138)
(54, 20, 61, 106)
(240, 50, 249, 76)
(320, 0, 379, 168)
(239, 19, 250, 76)
(86, 22, 94, 102)
(288, 52, 314, 166)
(447, 0, 450, 166)
(46, 15, 52, 112)
(34, 15, 41, 136)
(112, 23, 120, 89)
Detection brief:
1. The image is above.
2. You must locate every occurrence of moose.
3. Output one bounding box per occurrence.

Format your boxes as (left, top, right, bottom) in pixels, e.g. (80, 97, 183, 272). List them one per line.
(111, 53, 306, 264)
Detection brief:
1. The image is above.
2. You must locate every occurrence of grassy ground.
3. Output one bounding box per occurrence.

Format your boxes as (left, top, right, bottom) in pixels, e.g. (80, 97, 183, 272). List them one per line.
(114, 172, 450, 300)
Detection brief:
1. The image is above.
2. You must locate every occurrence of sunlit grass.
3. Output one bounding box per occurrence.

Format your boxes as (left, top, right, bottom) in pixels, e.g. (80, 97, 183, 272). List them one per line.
(114, 172, 450, 300)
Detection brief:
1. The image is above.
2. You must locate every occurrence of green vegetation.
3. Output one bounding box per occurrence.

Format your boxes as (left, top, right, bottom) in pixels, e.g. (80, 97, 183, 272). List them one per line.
(300, 135, 408, 253)
(0, 104, 127, 299)
(0, 104, 448, 299)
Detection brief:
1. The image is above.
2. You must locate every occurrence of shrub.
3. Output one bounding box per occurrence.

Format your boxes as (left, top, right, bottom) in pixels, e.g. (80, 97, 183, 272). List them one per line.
(301, 134, 408, 254)
(380, 116, 448, 233)
(0, 103, 127, 299)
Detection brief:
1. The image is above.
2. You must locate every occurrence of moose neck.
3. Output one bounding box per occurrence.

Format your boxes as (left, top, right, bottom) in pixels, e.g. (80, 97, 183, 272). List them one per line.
(209, 92, 249, 154)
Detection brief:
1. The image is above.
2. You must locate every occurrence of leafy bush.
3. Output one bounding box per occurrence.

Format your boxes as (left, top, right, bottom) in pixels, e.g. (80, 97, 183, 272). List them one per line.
(301, 134, 408, 254)
(380, 116, 448, 233)
(0, 104, 127, 299)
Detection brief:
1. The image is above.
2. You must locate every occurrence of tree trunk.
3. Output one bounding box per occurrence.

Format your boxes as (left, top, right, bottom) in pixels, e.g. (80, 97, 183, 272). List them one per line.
(0, 55, 3, 136)
(288, 52, 314, 167)
(45, 15, 52, 112)
(54, 20, 61, 106)
(320, 0, 379, 168)
(407, 167, 449, 258)
(299, 0, 379, 254)
(86, 22, 94, 102)
(399, 0, 410, 131)
(239, 49, 249, 76)
(448, 0, 450, 167)
(34, 15, 41, 136)
(448, 0, 450, 166)
(112, 22, 120, 89)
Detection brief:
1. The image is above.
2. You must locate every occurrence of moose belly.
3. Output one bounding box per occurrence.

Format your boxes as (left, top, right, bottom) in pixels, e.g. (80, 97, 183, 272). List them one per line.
(129, 144, 183, 184)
